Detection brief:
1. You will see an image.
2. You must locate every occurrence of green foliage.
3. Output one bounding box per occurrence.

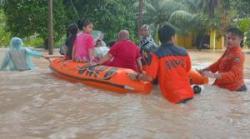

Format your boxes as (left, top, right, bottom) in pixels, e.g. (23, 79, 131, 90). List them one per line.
(1, 0, 250, 48)
(2, 0, 138, 46)
(24, 37, 44, 48)
(230, 0, 250, 18)
(64, 0, 138, 42)
(141, 0, 197, 39)
(169, 10, 197, 34)
(23, 35, 65, 48)
(0, 9, 10, 47)
(3, 0, 67, 41)
(238, 18, 250, 32)
(244, 31, 250, 48)
(238, 18, 250, 48)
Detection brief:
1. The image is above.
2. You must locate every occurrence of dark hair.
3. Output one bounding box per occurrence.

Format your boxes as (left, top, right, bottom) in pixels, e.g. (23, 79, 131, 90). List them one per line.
(77, 19, 92, 30)
(83, 19, 92, 27)
(227, 27, 244, 48)
(77, 19, 83, 30)
(227, 27, 243, 38)
(158, 25, 176, 43)
(67, 23, 78, 38)
(65, 23, 78, 59)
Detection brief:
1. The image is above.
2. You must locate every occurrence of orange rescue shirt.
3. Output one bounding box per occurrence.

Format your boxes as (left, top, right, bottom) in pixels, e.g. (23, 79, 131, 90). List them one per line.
(207, 46, 246, 91)
(146, 43, 194, 103)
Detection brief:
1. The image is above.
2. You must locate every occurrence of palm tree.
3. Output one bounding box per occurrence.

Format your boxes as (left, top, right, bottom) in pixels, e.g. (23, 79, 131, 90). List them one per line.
(183, 0, 219, 18)
(142, 0, 197, 39)
(181, 0, 225, 49)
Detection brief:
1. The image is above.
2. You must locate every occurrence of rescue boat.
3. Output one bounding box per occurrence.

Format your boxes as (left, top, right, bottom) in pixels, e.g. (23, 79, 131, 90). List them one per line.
(49, 58, 152, 94)
(49, 59, 208, 94)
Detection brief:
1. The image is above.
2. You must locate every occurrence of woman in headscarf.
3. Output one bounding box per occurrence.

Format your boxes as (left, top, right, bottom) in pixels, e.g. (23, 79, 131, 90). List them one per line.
(0, 37, 46, 71)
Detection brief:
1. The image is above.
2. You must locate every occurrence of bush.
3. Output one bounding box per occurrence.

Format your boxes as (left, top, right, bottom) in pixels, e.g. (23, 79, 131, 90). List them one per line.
(0, 9, 11, 47)
(24, 37, 44, 48)
(244, 31, 250, 48)
(0, 29, 11, 47)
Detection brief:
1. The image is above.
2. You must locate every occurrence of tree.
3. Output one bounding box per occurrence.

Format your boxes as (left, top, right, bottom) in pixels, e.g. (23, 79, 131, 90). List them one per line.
(2, 0, 139, 45)
(137, 0, 144, 36)
(64, 0, 138, 41)
(3, 0, 68, 43)
(139, 0, 197, 40)
(0, 9, 10, 46)
(230, 0, 250, 18)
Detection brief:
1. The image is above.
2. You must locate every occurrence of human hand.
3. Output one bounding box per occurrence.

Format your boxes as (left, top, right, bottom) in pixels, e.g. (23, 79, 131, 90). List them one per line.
(202, 71, 220, 79)
(128, 73, 137, 80)
(90, 60, 97, 66)
(43, 55, 51, 63)
(196, 68, 206, 74)
(43, 54, 49, 59)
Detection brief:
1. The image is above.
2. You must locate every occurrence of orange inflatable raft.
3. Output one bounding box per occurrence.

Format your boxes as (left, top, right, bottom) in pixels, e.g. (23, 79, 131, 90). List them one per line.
(49, 58, 152, 94)
(50, 59, 208, 94)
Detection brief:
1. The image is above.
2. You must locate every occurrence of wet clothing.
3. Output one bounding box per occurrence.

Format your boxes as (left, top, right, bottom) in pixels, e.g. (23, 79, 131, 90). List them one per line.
(0, 48, 42, 71)
(106, 40, 140, 71)
(73, 32, 95, 61)
(207, 46, 247, 91)
(139, 36, 158, 65)
(146, 43, 194, 103)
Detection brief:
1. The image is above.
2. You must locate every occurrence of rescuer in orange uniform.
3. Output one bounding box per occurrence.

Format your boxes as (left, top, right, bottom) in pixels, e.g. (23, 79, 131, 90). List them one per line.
(199, 27, 247, 91)
(130, 25, 194, 104)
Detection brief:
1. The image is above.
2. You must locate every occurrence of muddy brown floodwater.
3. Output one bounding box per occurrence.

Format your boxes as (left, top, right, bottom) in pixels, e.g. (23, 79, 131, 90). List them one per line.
(0, 48, 250, 139)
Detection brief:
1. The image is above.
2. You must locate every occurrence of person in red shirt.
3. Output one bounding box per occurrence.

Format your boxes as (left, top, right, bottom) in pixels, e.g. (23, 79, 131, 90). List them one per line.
(199, 27, 247, 91)
(97, 30, 142, 71)
(130, 25, 194, 104)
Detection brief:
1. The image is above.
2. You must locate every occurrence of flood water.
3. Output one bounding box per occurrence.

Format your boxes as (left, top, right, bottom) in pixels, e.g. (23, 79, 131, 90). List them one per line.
(0, 48, 250, 139)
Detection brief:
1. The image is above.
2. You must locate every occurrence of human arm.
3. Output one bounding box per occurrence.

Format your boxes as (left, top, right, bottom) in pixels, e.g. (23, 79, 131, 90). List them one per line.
(212, 55, 243, 83)
(96, 53, 112, 65)
(87, 34, 96, 63)
(136, 47, 143, 73)
(129, 54, 159, 82)
(72, 45, 76, 60)
(25, 48, 43, 58)
(137, 57, 143, 73)
(202, 49, 244, 82)
(199, 51, 226, 74)
(198, 60, 220, 75)
(88, 48, 95, 64)
(186, 54, 192, 72)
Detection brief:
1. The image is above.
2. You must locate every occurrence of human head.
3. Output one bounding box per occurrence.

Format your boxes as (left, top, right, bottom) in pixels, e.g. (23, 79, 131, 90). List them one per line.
(82, 19, 93, 33)
(67, 23, 78, 37)
(118, 30, 129, 41)
(96, 39, 103, 47)
(140, 24, 150, 37)
(10, 37, 23, 50)
(226, 27, 244, 48)
(158, 25, 176, 44)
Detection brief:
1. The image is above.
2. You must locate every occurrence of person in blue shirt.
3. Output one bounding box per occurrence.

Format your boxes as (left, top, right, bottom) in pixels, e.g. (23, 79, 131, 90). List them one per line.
(0, 37, 48, 71)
